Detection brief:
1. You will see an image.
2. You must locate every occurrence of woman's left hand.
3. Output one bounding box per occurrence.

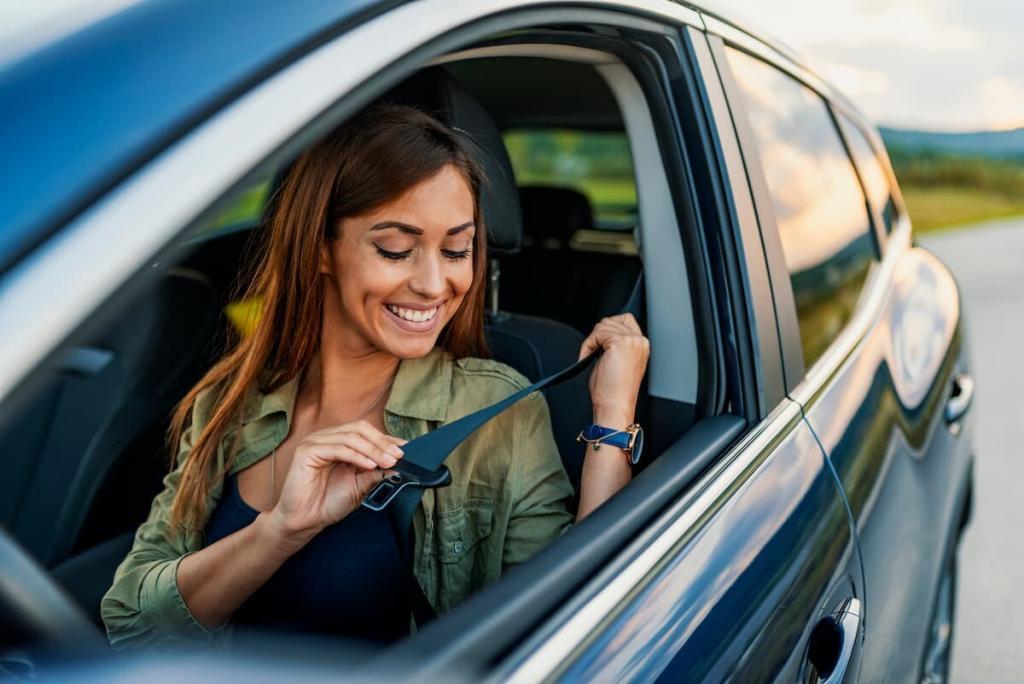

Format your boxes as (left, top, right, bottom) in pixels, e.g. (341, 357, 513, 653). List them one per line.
(578, 313, 649, 426)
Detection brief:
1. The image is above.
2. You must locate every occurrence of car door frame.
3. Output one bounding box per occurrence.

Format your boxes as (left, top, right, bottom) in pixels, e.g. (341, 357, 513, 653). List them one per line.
(0, 0, 737, 662)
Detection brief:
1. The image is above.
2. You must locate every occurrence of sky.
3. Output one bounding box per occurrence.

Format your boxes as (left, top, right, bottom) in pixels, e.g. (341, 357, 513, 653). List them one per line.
(712, 0, 1024, 132)
(1, 0, 1020, 133)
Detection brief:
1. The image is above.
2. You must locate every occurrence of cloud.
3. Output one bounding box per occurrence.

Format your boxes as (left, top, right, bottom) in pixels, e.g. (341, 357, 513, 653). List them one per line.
(817, 61, 890, 98)
(977, 76, 1024, 131)
(713, 0, 1022, 131)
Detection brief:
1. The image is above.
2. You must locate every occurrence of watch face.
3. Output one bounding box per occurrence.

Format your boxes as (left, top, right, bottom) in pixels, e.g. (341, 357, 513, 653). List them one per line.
(630, 427, 644, 465)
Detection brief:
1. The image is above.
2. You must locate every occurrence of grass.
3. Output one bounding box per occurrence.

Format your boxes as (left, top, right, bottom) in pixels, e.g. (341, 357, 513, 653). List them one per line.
(889, 148, 1024, 233)
(901, 185, 1024, 233)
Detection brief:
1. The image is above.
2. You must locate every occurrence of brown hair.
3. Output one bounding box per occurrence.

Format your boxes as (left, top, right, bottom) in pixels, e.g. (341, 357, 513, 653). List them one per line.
(167, 102, 489, 530)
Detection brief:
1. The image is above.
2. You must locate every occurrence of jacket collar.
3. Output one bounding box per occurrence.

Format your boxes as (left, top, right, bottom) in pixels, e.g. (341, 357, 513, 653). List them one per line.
(240, 347, 453, 427)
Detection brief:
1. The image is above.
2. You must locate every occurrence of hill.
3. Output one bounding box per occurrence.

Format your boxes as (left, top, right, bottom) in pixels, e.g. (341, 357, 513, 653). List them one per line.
(880, 126, 1024, 160)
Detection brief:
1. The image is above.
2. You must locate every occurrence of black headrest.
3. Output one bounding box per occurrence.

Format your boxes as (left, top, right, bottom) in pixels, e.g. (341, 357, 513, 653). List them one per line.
(518, 185, 595, 245)
(380, 67, 522, 256)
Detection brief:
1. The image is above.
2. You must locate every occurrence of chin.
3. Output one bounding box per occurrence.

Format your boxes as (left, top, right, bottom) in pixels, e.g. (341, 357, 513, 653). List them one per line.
(377, 332, 444, 359)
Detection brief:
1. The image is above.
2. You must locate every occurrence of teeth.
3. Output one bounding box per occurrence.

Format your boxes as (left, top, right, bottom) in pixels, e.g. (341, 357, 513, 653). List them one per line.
(387, 304, 438, 323)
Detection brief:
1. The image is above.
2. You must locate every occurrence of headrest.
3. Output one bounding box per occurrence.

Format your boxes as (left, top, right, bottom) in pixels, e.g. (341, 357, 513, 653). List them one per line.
(518, 185, 595, 245)
(379, 67, 522, 256)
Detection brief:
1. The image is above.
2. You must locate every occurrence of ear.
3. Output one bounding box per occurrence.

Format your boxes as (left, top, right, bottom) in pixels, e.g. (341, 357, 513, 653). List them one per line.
(318, 240, 332, 276)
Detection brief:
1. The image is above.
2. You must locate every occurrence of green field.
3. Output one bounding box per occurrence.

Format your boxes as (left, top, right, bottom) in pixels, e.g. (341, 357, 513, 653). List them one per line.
(889, 149, 1024, 233)
(899, 185, 1024, 233)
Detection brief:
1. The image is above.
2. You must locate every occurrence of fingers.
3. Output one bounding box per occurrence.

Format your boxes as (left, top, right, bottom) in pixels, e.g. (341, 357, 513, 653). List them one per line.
(297, 441, 381, 471)
(298, 424, 406, 472)
(306, 420, 406, 459)
(579, 313, 647, 360)
(340, 432, 401, 470)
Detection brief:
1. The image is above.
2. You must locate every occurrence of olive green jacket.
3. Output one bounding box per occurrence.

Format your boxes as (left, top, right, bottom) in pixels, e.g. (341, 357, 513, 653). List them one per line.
(100, 348, 574, 653)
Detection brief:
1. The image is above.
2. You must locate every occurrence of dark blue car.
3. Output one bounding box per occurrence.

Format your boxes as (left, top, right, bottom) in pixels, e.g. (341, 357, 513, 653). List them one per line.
(0, 1, 973, 682)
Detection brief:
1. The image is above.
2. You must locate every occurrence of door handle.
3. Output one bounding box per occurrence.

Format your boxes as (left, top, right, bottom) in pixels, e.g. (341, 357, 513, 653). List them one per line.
(945, 373, 975, 425)
(807, 597, 862, 684)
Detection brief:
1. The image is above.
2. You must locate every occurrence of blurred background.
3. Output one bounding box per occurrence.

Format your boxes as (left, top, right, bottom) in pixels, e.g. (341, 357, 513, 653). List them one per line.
(712, 1, 1024, 681)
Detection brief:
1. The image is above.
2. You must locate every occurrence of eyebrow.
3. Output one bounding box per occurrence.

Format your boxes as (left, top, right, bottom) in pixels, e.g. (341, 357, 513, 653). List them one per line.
(369, 220, 474, 236)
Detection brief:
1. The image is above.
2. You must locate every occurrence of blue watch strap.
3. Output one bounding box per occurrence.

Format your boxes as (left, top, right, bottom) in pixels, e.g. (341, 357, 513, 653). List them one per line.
(578, 423, 644, 465)
(580, 424, 632, 449)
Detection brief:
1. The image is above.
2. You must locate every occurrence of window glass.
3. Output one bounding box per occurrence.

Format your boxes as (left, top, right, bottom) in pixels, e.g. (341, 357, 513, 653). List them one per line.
(503, 128, 637, 234)
(838, 115, 898, 234)
(725, 47, 877, 369)
(195, 177, 272, 237)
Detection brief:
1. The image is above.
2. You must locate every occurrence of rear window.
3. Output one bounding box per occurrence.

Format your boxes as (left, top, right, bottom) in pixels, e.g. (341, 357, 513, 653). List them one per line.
(503, 129, 636, 231)
(838, 115, 898, 236)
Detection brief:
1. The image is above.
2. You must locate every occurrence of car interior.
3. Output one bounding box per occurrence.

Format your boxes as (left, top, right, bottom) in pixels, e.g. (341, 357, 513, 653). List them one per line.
(0, 27, 739, 667)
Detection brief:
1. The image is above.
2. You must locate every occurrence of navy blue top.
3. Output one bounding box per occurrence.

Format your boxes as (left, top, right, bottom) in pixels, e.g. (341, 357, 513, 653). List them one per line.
(204, 472, 411, 643)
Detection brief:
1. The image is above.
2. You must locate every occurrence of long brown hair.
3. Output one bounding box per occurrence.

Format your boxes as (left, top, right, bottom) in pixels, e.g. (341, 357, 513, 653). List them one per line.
(167, 103, 490, 530)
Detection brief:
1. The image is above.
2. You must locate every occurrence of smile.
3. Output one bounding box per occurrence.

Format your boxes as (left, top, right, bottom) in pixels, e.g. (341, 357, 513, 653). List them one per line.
(385, 304, 439, 323)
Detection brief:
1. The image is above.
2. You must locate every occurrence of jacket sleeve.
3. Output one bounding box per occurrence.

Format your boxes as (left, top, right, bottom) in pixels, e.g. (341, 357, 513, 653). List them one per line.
(100, 393, 231, 653)
(502, 392, 575, 569)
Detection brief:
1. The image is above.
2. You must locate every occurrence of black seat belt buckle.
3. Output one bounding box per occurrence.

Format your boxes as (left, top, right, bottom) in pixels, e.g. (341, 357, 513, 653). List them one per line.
(362, 460, 452, 511)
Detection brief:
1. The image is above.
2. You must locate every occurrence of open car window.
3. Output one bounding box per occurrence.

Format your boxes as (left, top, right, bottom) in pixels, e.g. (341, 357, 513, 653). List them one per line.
(0, 5, 744, 679)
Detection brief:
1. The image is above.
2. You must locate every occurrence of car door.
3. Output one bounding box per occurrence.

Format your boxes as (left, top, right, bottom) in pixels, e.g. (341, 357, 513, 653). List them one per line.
(485, 24, 866, 683)
(710, 24, 975, 683)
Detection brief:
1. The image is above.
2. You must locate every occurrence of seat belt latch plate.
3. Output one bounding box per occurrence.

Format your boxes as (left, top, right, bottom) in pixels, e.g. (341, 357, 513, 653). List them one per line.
(361, 461, 452, 511)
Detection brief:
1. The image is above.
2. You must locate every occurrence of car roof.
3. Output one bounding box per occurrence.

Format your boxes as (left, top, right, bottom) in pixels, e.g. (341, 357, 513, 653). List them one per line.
(0, 0, 393, 276)
(0, 0, 856, 278)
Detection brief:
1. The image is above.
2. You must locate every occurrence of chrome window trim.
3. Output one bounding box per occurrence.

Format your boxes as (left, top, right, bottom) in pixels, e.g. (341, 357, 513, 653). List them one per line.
(500, 399, 804, 682)
(788, 214, 912, 407)
(0, 0, 701, 403)
(702, 15, 830, 95)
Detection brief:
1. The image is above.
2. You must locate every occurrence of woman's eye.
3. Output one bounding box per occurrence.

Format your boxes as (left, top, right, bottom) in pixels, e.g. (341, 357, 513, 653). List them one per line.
(442, 248, 473, 261)
(374, 244, 412, 261)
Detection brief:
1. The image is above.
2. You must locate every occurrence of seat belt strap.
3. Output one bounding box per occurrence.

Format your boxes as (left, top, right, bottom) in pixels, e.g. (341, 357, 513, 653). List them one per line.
(368, 274, 644, 624)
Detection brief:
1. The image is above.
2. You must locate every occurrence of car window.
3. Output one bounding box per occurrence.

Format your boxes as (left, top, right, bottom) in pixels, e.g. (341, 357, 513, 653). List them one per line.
(503, 128, 637, 254)
(196, 177, 273, 237)
(837, 114, 898, 235)
(724, 46, 877, 370)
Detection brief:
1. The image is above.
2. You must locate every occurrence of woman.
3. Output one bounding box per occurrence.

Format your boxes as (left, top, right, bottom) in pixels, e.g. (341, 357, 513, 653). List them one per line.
(101, 102, 648, 652)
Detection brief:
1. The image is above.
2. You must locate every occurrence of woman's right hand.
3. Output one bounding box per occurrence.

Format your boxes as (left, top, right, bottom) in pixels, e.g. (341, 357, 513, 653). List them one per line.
(265, 420, 406, 545)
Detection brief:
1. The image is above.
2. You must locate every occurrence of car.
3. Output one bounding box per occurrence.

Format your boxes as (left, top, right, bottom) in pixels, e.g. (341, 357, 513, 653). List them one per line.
(0, 1, 974, 682)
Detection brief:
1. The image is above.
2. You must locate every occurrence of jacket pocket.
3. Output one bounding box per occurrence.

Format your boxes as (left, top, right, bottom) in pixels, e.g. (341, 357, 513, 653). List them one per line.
(434, 499, 495, 608)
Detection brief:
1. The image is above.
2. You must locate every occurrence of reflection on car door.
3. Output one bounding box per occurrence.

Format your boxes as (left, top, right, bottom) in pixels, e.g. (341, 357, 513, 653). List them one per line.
(715, 34, 974, 683)
(547, 403, 862, 682)
(794, 252, 968, 682)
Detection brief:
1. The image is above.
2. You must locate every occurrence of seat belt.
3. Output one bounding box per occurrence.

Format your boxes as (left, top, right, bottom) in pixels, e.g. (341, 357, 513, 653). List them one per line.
(364, 276, 644, 625)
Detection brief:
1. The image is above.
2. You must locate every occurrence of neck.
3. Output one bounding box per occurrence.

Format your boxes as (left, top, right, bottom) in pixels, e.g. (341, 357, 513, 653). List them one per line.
(301, 345, 400, 428)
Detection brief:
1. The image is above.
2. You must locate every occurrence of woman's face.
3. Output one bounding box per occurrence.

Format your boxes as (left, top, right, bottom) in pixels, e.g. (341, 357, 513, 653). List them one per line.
(319, 164, 477, 359)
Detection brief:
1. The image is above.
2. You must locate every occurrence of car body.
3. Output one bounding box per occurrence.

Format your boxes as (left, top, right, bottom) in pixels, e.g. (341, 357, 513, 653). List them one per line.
(0, 1, 974, 682)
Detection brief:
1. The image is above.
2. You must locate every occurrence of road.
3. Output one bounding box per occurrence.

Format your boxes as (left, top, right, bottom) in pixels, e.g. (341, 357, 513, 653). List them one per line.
(920, 217, 1024, 683)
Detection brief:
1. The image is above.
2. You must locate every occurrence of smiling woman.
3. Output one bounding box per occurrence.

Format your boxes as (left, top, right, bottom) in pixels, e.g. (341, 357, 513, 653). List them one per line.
(322, 164, 479, 357)
(99, 102, 648, 651)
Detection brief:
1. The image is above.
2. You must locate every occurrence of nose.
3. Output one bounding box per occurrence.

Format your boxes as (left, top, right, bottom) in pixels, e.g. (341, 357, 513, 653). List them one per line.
(407, 251, 447, 300)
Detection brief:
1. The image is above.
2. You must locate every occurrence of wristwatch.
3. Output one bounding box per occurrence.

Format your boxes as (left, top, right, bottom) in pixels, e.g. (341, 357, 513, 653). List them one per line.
(576, 422, 644, 465)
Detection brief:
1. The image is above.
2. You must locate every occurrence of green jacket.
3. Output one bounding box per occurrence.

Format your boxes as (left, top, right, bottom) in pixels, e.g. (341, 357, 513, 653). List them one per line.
(100, 348, 574, 653)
